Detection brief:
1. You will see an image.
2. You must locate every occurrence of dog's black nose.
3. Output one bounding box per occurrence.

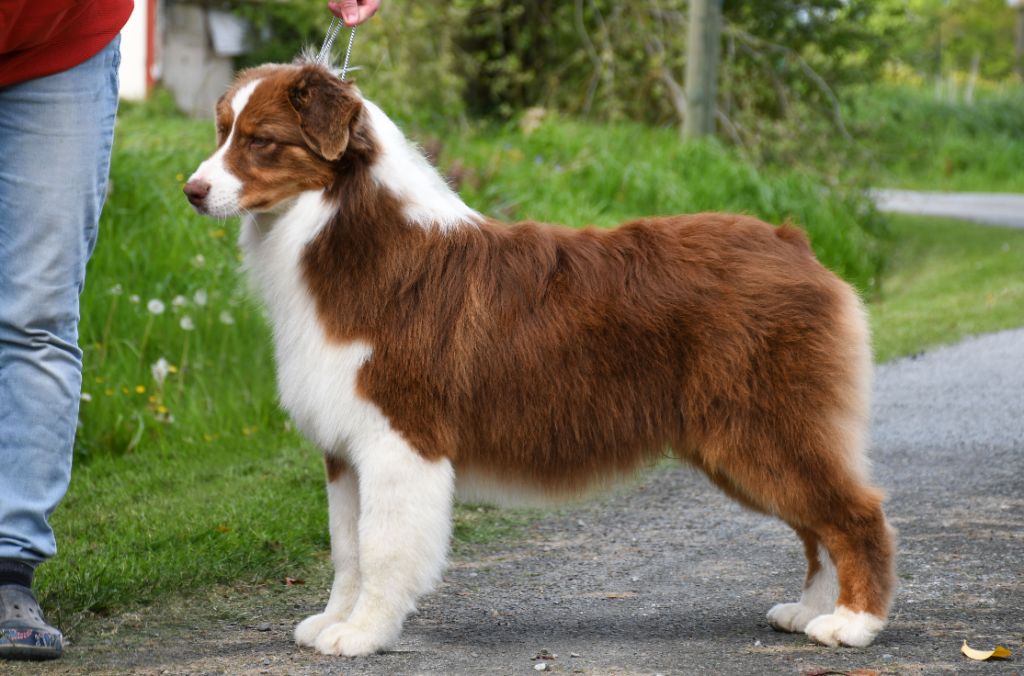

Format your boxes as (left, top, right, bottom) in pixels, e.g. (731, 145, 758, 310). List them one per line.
(183, 179, 211, 206)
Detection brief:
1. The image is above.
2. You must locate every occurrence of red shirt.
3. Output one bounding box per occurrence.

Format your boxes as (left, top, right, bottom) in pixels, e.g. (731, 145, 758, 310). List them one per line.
(0, 0, 134, 88)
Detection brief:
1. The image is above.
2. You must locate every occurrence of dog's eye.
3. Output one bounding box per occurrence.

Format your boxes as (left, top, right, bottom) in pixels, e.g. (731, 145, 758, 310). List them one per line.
(250, 137, 273, 149)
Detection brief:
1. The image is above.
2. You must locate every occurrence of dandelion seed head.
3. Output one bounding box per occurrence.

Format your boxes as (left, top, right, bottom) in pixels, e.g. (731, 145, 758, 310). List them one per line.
(172, 295, 187, 308)
(109, 284, 123, 296)
(219, 310, 235, 325)
(129, 294, 140, 304)
(151, 357, 170, 387)
(194, 289, 208, 306)
(180, 315, 195, 331)
(147, 299, 165, 315)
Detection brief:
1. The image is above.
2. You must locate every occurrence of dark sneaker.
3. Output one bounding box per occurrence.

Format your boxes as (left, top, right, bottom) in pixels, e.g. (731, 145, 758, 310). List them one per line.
(0, 585, 63, 660)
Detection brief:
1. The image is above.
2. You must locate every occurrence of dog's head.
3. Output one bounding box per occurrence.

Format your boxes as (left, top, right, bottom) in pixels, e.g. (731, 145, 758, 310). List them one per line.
(184, 63, 372, 218)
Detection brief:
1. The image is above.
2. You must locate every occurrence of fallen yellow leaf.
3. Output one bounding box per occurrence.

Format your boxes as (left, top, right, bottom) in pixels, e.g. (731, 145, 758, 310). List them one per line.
(961, 640, 1012, 661)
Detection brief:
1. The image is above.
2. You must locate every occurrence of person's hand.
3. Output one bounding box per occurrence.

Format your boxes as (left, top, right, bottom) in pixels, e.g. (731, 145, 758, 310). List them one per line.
(328, 0, 381, 26)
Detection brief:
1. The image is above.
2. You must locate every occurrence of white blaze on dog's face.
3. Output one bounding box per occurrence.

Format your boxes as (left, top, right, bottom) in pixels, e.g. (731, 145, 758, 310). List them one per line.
(183, 65, 366, 218)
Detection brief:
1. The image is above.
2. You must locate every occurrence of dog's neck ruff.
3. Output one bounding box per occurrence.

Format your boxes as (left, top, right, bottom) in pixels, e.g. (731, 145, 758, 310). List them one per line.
(361, 99, 481, 232)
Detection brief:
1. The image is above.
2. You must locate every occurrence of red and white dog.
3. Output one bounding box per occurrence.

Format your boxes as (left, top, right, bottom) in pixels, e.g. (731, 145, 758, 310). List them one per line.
(184, 62, 894, 656)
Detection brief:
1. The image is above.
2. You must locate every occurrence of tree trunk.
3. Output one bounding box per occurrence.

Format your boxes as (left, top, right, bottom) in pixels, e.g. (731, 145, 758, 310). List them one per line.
(683, 0, 722, 139)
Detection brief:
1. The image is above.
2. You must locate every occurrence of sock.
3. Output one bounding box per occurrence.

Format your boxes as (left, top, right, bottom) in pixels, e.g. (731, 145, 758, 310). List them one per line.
(0, 559, 34, 588)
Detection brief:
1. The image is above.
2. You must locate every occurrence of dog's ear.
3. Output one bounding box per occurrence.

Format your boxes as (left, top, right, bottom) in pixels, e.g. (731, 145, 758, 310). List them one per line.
(288, 67, 361, 161)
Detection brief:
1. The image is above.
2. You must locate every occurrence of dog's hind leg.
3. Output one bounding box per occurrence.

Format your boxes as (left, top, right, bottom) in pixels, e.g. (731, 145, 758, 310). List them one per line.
(295, 453, 362, 647)
(700, 418, 894, 647)
(314, 431, 454, 657)
(802, 494, 895, 648)
(767, 528, 838, 633)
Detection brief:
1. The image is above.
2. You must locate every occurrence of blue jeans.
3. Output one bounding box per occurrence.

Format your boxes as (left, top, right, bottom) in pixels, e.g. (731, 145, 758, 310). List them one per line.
(0, 37, 121, 565)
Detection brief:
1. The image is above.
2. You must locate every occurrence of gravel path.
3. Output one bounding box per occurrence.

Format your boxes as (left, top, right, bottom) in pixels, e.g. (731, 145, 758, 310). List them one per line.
(15, 329, 1024, 675)
(871, 189, 1024, 229)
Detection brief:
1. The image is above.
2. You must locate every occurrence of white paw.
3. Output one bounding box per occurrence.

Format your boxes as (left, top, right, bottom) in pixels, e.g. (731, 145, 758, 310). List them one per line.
(313, 620, 396, 657)
(295, 612, 342, 647)
(804, 606, 885, 647)
(767, 602, 828, 633)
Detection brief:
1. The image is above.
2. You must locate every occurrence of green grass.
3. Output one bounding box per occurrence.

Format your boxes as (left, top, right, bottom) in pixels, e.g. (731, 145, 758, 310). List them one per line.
(844, 85, 1024, 193)
(34, 93, 1022, 626)
(871, 214, 1024, 363)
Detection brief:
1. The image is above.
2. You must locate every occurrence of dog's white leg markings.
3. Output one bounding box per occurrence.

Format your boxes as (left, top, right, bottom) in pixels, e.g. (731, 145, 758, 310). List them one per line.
(314, 432, 454, 657)
(804, 606, 886, 648)
(295, 467, 361, 647)
(767, 544, 838, 633)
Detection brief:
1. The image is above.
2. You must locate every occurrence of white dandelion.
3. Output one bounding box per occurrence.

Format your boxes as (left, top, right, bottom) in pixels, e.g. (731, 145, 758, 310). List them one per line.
(151, 357, 171, 388)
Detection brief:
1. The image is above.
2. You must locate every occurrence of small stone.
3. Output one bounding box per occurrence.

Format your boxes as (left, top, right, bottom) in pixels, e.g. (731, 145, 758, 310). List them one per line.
(256, 622, 271, 632)
(631, 576, 639, 582)
(570, 652, 581, 658)
(534, 663, 549, 672)
(882, 654, 896, 662)
(262, 658, 271, 666)
(754, 639, 762, 647)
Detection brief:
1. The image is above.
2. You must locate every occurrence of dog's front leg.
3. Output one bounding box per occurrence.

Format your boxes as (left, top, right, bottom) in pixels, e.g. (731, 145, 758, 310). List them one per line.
(295, 455, 361, 647)
(314, 431, 454, 657)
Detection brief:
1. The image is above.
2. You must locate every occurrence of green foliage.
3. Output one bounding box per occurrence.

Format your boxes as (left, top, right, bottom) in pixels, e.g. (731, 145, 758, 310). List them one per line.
(447, 0, 900, 125)
(234, 0, 466, 126)
(874, 0, 1020, 81)
(843, 84, 1024, 192)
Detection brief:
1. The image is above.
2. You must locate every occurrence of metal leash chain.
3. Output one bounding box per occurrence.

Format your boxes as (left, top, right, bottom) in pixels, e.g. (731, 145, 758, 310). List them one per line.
(316, 16, 357, 79)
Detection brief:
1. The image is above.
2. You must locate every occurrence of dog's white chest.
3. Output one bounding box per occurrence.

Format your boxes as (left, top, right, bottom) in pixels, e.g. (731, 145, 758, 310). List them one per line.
(240, 193, 388, 454)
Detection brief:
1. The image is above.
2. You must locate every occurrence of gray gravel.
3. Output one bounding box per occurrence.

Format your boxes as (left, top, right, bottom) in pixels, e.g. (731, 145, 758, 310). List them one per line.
(872, 189, 1024, 229)
(18, 329, 1024, 675)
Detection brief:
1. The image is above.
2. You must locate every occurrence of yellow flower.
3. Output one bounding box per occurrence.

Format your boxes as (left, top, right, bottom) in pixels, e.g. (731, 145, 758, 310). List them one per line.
(105, 388, 114, 396)
(168, 365, 179, 374)
(135, 385, 146, 394)
(211, 228, 226, 239)
(156, 405, 169, 414)
(94, 376, 105, 384)
(175, 172, 185, 182)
